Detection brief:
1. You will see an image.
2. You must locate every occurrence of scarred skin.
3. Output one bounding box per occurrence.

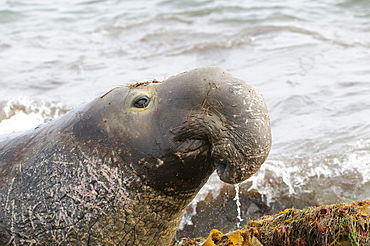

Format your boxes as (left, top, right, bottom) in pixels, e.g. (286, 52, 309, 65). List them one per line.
(0, 67, 271, 245)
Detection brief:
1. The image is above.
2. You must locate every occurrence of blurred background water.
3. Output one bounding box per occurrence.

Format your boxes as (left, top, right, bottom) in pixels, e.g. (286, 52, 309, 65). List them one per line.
(1, 0, 370, 238)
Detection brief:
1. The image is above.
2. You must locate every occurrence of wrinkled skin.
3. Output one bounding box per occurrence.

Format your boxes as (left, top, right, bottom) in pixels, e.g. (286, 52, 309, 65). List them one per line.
(0, 67, 271, 245)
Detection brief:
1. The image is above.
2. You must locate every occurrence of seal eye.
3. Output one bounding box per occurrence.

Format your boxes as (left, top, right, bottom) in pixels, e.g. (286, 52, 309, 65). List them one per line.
(133, 95, 151, 108)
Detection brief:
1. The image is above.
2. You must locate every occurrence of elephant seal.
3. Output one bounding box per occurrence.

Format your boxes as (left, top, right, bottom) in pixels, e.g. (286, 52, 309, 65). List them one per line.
(0, 67, 271, 245)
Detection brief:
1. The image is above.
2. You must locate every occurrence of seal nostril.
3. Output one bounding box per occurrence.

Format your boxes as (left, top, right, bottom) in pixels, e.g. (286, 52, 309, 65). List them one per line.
(133, 95, 150, 108)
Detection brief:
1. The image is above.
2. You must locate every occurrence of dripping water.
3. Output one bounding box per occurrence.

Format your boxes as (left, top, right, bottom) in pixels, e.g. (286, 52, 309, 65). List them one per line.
(233, 183, 243, 228)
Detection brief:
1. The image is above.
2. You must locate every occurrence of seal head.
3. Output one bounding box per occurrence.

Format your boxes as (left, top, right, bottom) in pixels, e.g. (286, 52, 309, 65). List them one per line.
(0, 67, 271, 245)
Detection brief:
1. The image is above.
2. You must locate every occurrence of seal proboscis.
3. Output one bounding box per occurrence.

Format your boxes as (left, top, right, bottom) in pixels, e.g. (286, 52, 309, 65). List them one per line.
(0, 67, 271, 245)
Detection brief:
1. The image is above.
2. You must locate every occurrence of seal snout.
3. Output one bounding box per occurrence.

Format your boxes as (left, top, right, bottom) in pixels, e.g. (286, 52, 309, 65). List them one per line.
(166, 66, 271, 185)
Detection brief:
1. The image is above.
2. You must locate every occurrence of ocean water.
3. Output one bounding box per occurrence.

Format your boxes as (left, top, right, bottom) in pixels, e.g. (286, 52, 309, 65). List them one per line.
(1, 0, 370, 237)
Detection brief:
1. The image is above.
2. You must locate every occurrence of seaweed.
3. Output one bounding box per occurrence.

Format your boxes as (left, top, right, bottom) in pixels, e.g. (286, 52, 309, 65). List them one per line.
(173, 200, 370, 246)
(128, 79, 161, 89)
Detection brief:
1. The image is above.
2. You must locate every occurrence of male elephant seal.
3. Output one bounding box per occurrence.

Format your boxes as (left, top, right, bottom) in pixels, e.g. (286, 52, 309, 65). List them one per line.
(0, 66, 271, 245)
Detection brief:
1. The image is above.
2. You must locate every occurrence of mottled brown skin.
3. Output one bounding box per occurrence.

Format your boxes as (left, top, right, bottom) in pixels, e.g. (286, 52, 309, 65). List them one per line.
(0, 67, 271, 245)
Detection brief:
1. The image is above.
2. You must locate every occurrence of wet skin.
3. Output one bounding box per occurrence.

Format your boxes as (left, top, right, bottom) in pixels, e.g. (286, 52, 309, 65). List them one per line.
(0, 67, 271, 245)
